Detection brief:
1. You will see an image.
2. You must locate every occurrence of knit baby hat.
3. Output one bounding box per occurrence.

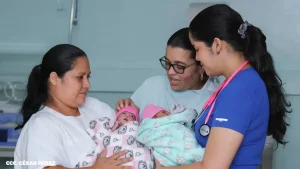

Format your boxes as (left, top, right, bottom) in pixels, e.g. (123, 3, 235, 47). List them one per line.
(116, 106, 139, 121)
(142, 104, 168, 119)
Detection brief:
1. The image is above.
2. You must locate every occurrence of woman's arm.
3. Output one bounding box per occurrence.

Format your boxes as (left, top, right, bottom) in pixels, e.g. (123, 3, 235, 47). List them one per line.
(46, 149, 132, 169)
(116, 76, 155, 112)
(156, 127, 243, 169)
(201, 127, 243, 169)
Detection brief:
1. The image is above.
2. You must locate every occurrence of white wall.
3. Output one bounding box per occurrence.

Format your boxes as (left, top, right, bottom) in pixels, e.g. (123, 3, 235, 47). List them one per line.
(0, 0, 299, 169)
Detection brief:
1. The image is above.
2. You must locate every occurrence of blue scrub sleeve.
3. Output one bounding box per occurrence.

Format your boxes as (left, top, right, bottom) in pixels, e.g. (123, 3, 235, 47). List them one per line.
(211, 83, 255, 135)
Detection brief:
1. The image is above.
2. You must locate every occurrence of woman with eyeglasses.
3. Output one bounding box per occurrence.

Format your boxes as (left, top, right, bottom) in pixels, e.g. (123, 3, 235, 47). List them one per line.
(116, 27, 221, 118)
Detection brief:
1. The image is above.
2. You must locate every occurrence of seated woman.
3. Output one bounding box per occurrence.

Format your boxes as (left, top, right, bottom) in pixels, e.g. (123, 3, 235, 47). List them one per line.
(14, 44, 132, 169)
(116, 27, 220, 119)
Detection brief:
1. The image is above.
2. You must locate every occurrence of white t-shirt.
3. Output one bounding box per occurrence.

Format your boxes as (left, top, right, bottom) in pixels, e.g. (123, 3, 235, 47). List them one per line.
(14, 97, 116, 169)
(131, 75, 221, 118)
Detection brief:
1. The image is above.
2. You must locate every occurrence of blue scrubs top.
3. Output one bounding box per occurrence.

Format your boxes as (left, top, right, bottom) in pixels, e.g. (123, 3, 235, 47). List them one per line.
(194, 68, 269, 169)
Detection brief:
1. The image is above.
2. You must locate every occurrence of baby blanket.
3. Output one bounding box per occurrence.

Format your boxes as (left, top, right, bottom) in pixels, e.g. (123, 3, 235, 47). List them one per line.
(76, 117, 154, 169)
(137, 109, 205, 166)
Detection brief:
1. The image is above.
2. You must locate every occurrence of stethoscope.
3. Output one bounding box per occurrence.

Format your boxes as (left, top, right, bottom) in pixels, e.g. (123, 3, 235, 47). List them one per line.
(192, 60, 249, 137)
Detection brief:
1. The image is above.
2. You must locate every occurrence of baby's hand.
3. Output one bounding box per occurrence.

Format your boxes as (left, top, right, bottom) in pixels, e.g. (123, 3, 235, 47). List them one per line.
(111, 121, 120, 131)
(171, 104, 186, 114)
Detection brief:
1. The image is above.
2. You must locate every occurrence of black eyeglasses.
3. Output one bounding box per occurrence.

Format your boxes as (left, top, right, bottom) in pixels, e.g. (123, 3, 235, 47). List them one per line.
(159, 56, 197, 74)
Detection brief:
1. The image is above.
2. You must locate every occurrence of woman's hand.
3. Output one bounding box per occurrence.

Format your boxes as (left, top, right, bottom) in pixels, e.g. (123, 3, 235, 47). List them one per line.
(155, 160, 164, 169)
(115, 98, 139, 112)
(92, 148, 133, 169)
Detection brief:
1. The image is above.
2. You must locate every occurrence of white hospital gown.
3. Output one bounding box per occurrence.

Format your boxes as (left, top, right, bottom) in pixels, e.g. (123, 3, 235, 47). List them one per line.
(14, 97, 116, 169)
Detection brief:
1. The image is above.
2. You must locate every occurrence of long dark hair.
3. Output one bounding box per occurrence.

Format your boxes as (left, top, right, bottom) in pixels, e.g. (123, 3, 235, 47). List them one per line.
(167, 28, 208, 82)
(16, 44, 87, 129)
(189, 4, 291, 145)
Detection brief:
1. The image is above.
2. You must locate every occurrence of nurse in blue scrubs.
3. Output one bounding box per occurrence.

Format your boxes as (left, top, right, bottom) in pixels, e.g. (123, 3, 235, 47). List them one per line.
(154, 4, 292, 169)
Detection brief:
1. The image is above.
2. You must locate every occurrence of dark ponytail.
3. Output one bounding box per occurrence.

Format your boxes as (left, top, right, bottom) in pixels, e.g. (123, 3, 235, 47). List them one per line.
(189, 4, 292, 145)
(15, 65, 48, 129)
(244, 26, 292, 145)
(16, 44, 87, 129)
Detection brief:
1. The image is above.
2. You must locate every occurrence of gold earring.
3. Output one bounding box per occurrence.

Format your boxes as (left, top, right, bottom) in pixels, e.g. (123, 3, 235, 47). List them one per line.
(200, 73, 204, 81)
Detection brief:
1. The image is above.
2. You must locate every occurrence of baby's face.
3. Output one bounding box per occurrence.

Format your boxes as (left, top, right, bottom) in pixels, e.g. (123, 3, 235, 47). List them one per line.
(153, 110, 169, 119)
(117, 112, 136, 125)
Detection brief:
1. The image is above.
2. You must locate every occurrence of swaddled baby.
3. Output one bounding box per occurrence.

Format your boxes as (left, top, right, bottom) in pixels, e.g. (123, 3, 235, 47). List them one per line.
(137, 104, 205, 166)
(75, 106, 154, 169)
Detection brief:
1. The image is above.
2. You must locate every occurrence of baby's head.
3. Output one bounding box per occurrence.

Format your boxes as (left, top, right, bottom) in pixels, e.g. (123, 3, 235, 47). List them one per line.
(116, 106, 139, 125)
(142, 104, 170, 120)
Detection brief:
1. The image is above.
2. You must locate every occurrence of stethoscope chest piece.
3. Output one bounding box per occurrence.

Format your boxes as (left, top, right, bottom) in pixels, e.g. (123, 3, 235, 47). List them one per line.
(199, 124, 210, 137)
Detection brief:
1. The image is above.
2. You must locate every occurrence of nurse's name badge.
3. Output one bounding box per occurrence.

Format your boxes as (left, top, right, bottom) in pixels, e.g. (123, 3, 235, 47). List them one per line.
(199, 124, 210, 137)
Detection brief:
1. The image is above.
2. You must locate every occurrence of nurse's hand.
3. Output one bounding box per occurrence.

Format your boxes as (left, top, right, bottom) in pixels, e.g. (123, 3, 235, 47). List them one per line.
(115, 98, 139, 112)
(155, 160, 164, 169)
(92, 148, 133, 169)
